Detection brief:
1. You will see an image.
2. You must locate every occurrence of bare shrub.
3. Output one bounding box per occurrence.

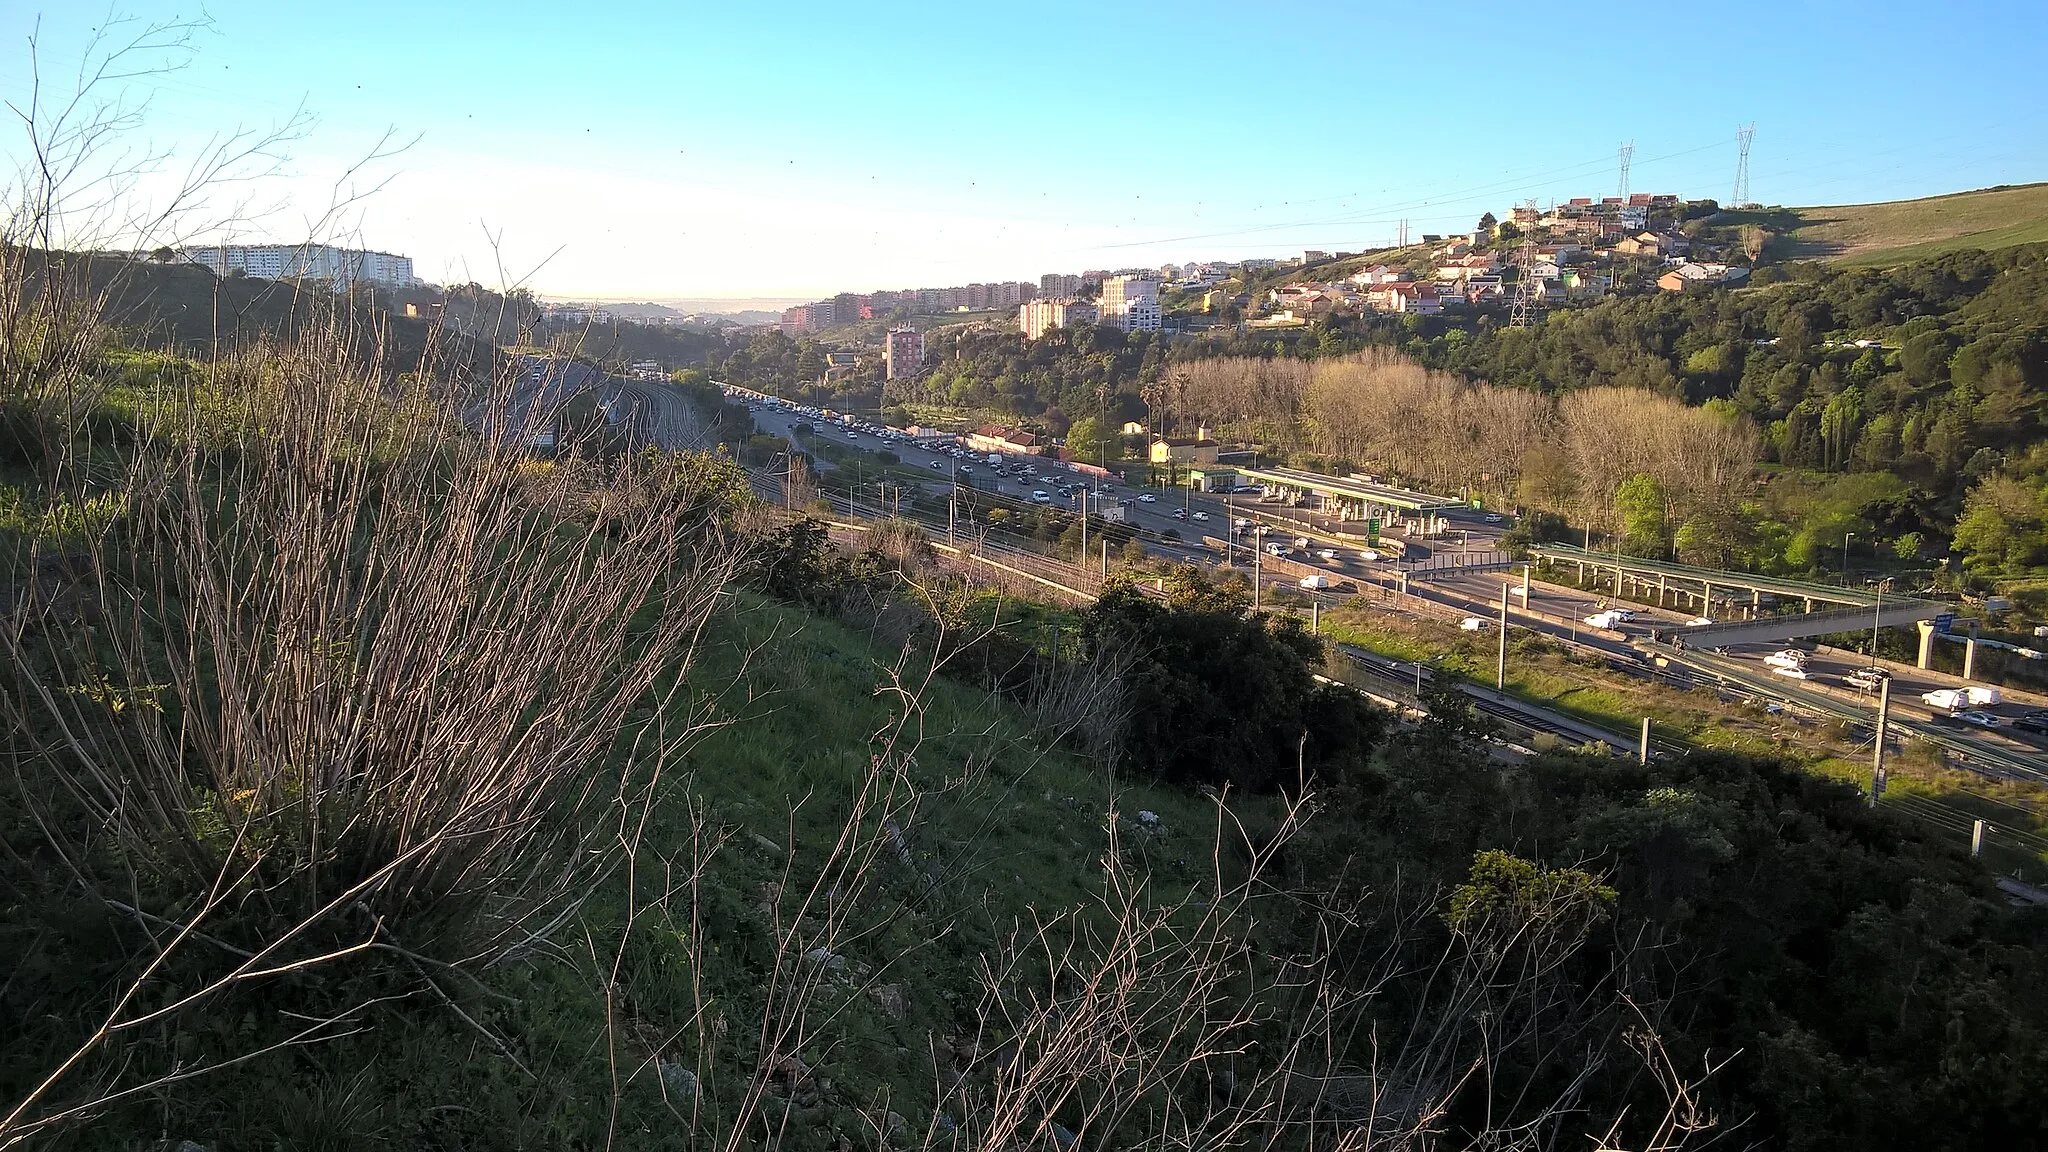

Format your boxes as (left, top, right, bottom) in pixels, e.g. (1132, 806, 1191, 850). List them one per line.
(0, 318, 748, 1139)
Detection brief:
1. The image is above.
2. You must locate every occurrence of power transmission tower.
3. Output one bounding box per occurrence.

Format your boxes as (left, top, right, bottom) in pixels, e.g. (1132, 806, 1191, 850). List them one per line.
(1508, 200, 1540, 329)
(1397, 219, 1409, 247)
(1617, 140, 1634, 202)
(1733, 123, 1755, 208)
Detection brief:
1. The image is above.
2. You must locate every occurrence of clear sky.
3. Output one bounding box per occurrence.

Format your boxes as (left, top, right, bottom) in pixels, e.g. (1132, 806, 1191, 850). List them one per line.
(4, 2, 2044, 302)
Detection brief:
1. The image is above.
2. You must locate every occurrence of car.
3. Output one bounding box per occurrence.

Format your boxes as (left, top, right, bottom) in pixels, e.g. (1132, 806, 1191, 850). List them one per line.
(1584, 610, 1626, 629)
(1316, 549, 1338, 561)
(1263, 542, 1290, 558)
(930, 460, 944, 470)
(1459, 616, 1488, 632)
(2015, 716, 2048, 736)
(1031, 490, 1051, 503)
(1844, 667, 1890, 691)
(1233, 517, 1252, 530)
(1138, 493, 1157, 503)
(1763, 650, 1808, 671)
(1483, 513, 1504, 524)
(1612, 609, 1638, 622)
(2022, 708, 2048, 724)
(1685, 616, 1715, 627)
(1191, 510, 1209, 522)
(1299, 574, 1332, 591)
(846, 431, 860, 439)
(1954, 710, 2002, 729)
(1358, 549, 1382, 562)
(1172, 508, 1188, 520)
(1293, 537, 1311, 549)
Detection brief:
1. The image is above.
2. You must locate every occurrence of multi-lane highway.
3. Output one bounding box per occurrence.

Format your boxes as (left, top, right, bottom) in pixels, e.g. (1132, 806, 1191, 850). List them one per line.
(728, 388, 2048, 781)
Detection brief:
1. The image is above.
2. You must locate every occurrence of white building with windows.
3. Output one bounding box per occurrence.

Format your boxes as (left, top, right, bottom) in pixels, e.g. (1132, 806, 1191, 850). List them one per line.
(177, 243, 418, 288)
(1096, 275, 1160, 333)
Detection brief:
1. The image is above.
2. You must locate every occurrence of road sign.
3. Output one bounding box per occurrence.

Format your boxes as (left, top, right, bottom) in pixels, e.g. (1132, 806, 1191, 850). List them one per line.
(1366, 517, 1381, 543)
(1934, 612, 1957, 635)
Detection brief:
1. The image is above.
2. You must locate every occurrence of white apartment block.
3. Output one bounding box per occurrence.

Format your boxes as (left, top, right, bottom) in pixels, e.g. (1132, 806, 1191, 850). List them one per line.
(1096, 275, 1160, 333)
(177, 244, 418, 288)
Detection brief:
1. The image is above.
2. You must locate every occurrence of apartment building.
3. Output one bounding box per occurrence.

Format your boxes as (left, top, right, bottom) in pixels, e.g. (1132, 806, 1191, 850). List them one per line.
(1096, 275, 1160, 333)
(883, 327, 925, 380)
(1018, 297, 1099, 340)
(178, 243, 417, 287)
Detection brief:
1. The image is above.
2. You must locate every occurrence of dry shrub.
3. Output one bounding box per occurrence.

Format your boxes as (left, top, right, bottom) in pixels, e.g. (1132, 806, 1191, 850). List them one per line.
(5, 318, 746, 954)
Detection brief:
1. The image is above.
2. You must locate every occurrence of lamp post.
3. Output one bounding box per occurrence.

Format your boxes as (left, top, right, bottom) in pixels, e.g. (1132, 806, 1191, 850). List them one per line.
(1843, 531, 1854, 585)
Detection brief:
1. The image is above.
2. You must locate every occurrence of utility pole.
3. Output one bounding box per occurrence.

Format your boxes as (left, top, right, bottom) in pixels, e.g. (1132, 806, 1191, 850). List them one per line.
(1870, 676, 1891, 806)
(1079, 489, 1088, 563)
(1254, 542, 1262, 612)
(1496, 580, 1509, 696)
(1312, 596, 1320, 634)
(1102, 538, 1109, 580)
(1639, 717, 1651, 765)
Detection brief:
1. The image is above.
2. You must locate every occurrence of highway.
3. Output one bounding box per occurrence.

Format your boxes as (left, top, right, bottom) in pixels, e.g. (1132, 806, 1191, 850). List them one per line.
(730, 390, 2048, 784)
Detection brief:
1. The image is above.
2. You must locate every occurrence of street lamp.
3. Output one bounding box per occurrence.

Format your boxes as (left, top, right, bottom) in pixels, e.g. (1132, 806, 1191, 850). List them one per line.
(1843, 531, 1854, 584)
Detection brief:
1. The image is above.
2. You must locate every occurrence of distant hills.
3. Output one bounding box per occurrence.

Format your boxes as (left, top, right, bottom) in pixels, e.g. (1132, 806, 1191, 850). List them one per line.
(1733, 182, 2048, 266)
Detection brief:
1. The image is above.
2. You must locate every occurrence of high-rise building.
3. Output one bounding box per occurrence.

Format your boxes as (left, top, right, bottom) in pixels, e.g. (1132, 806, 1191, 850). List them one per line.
(177, 243, 417, 288)
(883, 328, 925, 380)
(1097, 275, 1160, 333)
(1018, 297, 1099, 340)
(832, 293, 863, 325)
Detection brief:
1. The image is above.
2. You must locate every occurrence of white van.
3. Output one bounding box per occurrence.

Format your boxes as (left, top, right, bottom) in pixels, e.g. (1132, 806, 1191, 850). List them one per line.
(1298, 574, 1331, 590)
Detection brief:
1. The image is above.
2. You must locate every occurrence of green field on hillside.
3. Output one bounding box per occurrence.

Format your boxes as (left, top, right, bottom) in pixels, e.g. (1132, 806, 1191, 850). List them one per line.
(1734, 182, 2048, 265)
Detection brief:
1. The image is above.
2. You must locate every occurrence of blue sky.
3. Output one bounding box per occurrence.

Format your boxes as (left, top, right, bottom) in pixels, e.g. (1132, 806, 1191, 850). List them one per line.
(3, 1, 2044, 301)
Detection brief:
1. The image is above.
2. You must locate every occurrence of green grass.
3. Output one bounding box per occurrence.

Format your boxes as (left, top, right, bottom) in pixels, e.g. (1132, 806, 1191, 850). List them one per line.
(1731, 182, 2048, 266)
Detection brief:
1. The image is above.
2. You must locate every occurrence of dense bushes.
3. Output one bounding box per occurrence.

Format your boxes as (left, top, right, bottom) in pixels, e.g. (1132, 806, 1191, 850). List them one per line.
(1079, 567, 1387, 792)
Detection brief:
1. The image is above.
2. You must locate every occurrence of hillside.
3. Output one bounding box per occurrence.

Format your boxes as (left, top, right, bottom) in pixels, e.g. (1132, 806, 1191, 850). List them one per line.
(1737, 182, 2048, 265)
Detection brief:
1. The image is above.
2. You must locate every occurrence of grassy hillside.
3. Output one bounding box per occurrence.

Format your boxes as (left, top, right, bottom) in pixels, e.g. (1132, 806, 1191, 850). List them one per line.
(1736, 182, 2048, 265)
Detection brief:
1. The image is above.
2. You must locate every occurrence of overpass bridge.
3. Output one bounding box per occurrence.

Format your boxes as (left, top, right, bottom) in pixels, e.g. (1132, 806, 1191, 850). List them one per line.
(1230, 466, 1466, 524)
(1653, 600, 1947, 648)
(1527, 544, 1903, 616)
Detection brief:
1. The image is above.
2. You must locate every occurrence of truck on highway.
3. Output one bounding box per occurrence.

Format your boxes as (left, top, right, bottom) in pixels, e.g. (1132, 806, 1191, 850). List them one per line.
(1922, 688, 1969, 711)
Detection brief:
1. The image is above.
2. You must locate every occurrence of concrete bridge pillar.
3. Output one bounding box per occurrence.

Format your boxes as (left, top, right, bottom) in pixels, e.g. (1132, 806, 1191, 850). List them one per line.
(1702, 581, 1713, 615)
(1964, 637, 1978, 681)
(1916, 620, 1936, 670)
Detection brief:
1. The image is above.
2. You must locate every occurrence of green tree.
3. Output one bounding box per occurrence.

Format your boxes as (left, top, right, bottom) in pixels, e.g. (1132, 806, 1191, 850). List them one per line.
(1951, 475, 2046, 573)
(1615, 473, 1669, 557)
(1064, 414, 1113, 465)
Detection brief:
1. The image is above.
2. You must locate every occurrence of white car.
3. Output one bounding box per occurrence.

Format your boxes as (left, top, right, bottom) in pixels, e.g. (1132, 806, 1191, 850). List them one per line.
(1954, 710, 2002, 728)
(1763, 650, 1808, 671)
(1138, 493, 1157, 503)
(1459, 616, 1488, 632)
(1191, 510, 1210, 522)
(1358, 549, 1382, 562)
(1770, 665, 1811, 680)
(1584, 610, 1626, 629)
(1032, 490, 1051, 503)
(1685, 616, 1715, 626)
(1316, 549, 1338, 561)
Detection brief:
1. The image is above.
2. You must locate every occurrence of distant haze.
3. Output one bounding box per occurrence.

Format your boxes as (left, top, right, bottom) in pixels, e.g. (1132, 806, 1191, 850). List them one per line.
(543, 297, 806, 316)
